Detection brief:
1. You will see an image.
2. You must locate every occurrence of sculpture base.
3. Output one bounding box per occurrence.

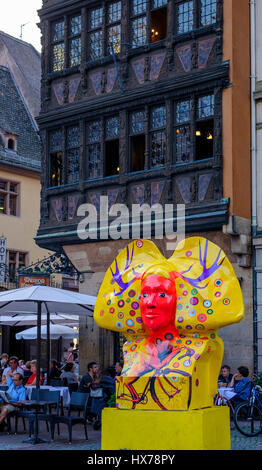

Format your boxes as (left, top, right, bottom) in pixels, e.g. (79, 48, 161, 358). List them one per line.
(101, 406, 230, 450)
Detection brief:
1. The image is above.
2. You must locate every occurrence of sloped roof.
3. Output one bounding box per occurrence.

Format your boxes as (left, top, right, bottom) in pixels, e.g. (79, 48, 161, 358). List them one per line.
(0, 31, 41, 122)
(0, 65, 41, 168)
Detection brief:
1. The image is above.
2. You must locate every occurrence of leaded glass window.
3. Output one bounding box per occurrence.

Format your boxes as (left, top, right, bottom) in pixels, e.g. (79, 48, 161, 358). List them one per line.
(70, 16, 81, 35)
(174, 93, 215, 163)
(131, 0, 147, 48)
(52, 20, 65, 72)
(87, 121, 102, 178)
(108, 25, 121, 54)
(177, 1, 194, 34)
(91, 8, 103, 28)
(153, 0, 168, 8)
(89, 7, 104, 60)
(130, 111, 146, 172)
(132, 17, 147, 47)
(132, 0, 147, 15)
(175, 126, 191, 163)
(200, 0, 217, 26)
(53, 21, 65, 42)
(90, 31, 103, 59)
(131, 111, 145, 134)
(175, 100, 191, 163)
(69, 15, 81, 67)
(151, 106, 166, 129)
(106, 117, 119, 139)
(198, 95, 214, 118)
(108, 2, 122, 23)
(150, 106, 166, 167)
(176, 100, 191, 123)
(67, 126, 80, 184)
(107, 2, 121, 54)
(49, 130, 63, 187)
(195, 94, 214, 160)
(50, 130, 63, 153)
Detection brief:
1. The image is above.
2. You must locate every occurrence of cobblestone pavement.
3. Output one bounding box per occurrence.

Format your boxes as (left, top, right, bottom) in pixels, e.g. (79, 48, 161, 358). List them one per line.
(0, 419, 262, 450)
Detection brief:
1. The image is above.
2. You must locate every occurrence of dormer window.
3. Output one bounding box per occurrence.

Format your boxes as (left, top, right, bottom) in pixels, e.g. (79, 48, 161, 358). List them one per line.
(7, 138, 15, 150)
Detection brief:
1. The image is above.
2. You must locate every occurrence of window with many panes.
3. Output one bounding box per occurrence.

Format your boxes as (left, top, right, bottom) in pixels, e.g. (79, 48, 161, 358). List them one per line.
(86, 117, 120, 178)
(66, 126, 80, 184)
(131, 0, 168, 47)
(52, 19, 65, 71)
(176, 0, 217, 34)
(50, 1, 218, 68)
(174, 93, 215, 163)
(105, 116, 120, 176)
(129, 105, 166, 170)
(0, 180, 19, 216)
(88, 1, 121, 60)
(87, 121, 102, 178)
(89, 7, 103, 60)
(51, 15, 82, 71)
(49, 129, 63, 187)
(69, 15, 82, 67)
(130, 110, 146, 172)
(7, 250, 27, 282)
(107, 1, 122, 54)
(150, 106, 166, 167)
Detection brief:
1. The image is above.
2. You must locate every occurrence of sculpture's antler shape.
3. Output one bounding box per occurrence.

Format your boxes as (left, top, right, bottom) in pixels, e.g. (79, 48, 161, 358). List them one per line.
(179, 239, 225, 289)
(110, 244, 138, 296)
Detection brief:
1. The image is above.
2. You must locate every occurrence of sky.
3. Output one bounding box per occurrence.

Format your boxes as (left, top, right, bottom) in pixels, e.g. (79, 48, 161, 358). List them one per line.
(0, 0, 42, 52)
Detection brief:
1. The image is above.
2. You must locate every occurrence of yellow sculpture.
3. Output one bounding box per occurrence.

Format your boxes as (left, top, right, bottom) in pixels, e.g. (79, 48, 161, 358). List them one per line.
(94, 237, 244, 411)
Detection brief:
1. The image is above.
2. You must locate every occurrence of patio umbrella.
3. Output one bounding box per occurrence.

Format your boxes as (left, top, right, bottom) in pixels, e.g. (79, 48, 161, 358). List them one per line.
(16, 324, 78, 340)
(0, 285, 96, 388)
(0, 313, 79, 326)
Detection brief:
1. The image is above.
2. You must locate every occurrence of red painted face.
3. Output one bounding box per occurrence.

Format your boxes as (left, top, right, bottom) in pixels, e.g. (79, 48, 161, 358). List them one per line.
(140, 274, 177, 333)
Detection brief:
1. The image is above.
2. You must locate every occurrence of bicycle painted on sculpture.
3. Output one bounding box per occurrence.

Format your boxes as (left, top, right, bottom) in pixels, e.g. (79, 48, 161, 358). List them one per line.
(233, 377, 262, 437)
(116, 367, 192, 410)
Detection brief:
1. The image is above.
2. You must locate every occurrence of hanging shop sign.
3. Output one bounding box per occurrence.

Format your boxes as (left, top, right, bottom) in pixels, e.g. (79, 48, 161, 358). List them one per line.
(0, 237, 6, 283)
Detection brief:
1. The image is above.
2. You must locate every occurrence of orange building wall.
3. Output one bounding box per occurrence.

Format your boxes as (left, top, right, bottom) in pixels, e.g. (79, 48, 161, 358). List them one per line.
(223, 0, 251, 219)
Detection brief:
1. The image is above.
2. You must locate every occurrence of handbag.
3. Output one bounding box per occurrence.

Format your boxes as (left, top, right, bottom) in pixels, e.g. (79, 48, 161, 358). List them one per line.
(90, 387, 103, 398)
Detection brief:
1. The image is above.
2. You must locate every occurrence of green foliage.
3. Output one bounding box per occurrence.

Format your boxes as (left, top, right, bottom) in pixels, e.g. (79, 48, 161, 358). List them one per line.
(107, 393, 116, 408)
(254, 373, 262, 387)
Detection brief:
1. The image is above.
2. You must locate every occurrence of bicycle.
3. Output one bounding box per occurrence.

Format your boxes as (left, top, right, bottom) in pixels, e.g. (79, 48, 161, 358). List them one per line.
(233, 381, 262, 437)
(116, 368, 191, 410)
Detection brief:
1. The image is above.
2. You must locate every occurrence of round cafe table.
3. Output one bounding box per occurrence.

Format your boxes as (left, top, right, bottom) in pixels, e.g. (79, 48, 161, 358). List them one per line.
(20, 400, 56, 445)
(217, 387, 236, 400)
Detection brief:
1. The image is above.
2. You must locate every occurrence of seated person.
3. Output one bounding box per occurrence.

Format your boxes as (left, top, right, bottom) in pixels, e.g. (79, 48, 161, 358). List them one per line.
(79, 362, 98, 393)
(218, 365, 233, 387)
(228, 366, 251, 405)
(25, 360, 43, 386)
(60, 362, 78, 385)
(115, 360, 123, 377)
(2, 356, 24, 381)
(90, 368, 115, 429)
(23, 361, 33, 379)
(0, 373, 27, 430)
(49, 360, 61, 379)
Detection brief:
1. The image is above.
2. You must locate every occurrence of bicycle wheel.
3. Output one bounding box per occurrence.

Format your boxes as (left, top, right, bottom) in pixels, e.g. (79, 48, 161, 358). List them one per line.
(234, 401, 262, 437)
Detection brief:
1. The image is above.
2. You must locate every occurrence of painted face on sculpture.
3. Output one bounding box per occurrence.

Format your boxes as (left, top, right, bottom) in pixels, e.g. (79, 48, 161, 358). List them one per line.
(140, 274, 177, 333)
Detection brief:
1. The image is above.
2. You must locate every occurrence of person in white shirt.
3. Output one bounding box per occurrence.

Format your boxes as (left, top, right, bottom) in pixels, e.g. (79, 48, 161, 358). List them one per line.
(2, 356, 24, 380)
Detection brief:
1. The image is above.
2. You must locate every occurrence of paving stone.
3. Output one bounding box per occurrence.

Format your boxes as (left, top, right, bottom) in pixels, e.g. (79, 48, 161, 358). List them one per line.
(1, 418, 262, 450)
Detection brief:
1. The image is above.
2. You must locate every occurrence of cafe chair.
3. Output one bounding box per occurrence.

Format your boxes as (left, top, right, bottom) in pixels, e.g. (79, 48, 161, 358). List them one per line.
(50, 378, 63, 387)
(28, 390, 61, 438)
(68, 382, 78, 395)
(6, 387, 31, 434)
(50, 392, 89, 444)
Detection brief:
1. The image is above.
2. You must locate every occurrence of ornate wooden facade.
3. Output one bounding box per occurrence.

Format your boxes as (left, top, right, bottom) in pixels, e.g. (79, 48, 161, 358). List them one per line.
(36, 0, 229, 251)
